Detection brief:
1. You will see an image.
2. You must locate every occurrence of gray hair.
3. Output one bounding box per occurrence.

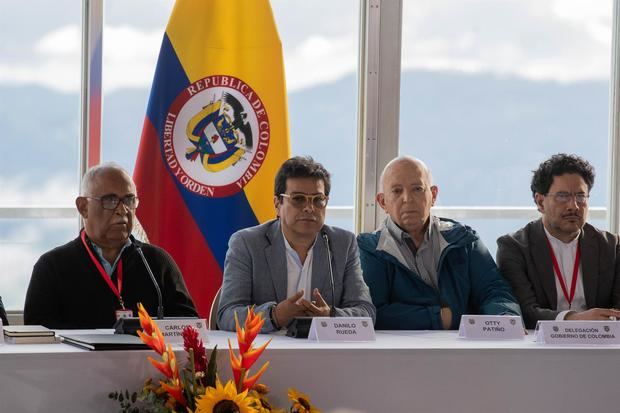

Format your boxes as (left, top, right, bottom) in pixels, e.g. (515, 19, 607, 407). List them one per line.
(80, 162, 134, 196)
(379, 156, 434, 192)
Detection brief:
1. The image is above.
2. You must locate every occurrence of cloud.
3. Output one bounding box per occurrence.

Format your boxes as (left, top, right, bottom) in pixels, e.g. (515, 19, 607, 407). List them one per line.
(0, 24, 163, 93)
(401, 0, 613, 83)
(102, 26, 163, 91)
(35, 25, 81, 57)
(0, 175, 77, 205)
(0, 1, 613, 93)
(284, 33, 358, 92)
(0, 174, 79, 309)
(0, 220, 76, 309)
(0, 25, 81, 93)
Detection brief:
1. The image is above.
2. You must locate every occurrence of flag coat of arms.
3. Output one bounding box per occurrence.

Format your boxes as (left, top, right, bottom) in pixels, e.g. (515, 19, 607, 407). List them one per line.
(134, 0, 290, 317)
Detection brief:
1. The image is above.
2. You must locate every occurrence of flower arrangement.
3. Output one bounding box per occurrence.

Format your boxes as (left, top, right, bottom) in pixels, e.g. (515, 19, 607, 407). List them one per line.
(109, 304, 320, 413)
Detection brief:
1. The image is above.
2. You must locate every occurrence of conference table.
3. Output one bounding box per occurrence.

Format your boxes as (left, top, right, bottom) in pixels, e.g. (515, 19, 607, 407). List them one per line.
(0, 329, 618, 413)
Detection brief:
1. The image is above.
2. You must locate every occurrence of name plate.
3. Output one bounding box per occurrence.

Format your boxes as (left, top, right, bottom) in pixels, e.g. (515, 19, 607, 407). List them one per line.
(458, 315, 524, 340)
(308, 317, 375, 342)
(154, 319, 208, 344)
(535, 321, 620, 345)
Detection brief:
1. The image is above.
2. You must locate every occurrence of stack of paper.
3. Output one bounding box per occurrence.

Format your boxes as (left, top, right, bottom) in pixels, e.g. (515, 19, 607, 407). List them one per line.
(3, 325, 57, 344)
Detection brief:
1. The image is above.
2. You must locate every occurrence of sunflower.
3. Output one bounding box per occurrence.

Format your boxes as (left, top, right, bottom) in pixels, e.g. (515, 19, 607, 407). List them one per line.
(249, 384, 285, 413)
(195, 380, 258, 413)
(287, 388, 321, 413)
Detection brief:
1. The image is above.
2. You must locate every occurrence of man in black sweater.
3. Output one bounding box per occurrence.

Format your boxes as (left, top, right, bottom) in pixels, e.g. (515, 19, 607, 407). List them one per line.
(24, 163, 197, 329)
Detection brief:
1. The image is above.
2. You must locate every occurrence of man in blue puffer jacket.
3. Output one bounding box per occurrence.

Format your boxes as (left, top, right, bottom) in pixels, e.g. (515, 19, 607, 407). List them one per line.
(357, 156, 520, 330)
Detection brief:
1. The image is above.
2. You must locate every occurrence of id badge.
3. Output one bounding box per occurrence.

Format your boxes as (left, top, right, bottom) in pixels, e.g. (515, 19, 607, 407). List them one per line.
(115, 309, 133, 320)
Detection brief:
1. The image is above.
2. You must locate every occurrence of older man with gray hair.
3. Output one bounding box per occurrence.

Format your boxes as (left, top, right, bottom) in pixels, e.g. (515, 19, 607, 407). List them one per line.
(24, 162, 197, 328)
(357, 156, 520, 330)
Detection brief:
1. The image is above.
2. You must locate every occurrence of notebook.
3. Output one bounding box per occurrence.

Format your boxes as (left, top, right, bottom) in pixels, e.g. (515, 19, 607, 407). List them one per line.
(3, 325, 55, 337)
(60, 333, 149, 351)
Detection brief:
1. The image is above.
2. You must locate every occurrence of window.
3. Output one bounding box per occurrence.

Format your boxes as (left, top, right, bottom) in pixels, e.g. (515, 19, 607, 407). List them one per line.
(0, 0, 81, 309)
(272, 0, 360, 230)
(399, 0, 611, 254)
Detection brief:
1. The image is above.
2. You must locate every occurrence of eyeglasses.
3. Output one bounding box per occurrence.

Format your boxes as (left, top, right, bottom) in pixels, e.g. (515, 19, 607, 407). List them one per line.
(86, 195, 139, 210)
(280, 193, 328, 209)
(545, 192, 589, 205)
(390, 185, 430, 196)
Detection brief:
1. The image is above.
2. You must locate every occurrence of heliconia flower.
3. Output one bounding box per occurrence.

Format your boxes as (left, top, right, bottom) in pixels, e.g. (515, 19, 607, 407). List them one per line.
(136, 303, 166, 355)
(228, 339, 271, 391)
(241, 339, 271, 370)
(235, 308, 266, 355)
(137, 303, 152, 333)
(161, 378, 187, 407)
(242, 361, 270, 391)
(229, 339, 243, 385)
(147, 354, 173, 379)
(136, 305, 188, 410)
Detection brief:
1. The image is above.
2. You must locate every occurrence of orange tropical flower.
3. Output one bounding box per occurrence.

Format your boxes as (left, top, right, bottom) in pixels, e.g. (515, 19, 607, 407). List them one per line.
(229, 308, 271, 391)
(136, 303, 166, 355)
(136, 303, 187, 408)
(147, 354, 173, 378)
(242, 361, 270, 391)
(161, 377, 186, 406)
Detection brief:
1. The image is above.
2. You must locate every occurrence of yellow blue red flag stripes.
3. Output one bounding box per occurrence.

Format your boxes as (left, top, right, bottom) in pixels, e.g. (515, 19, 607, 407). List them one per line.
(134, 0, 290, 317)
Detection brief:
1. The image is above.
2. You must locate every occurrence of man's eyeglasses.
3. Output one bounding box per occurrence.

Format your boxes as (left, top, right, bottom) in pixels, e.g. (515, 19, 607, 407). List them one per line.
(280, 193, 328, 209)
(545, 192, 589, 205)
(86, 195, 139, 210)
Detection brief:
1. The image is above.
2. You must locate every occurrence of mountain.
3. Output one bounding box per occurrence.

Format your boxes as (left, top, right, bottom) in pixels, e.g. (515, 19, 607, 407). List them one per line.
(0, 70, 609, 207)
(0, 70, 610, 308)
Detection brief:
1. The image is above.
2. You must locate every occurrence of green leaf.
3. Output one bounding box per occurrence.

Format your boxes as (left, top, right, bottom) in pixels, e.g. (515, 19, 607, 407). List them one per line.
(205, 345, 218, 388)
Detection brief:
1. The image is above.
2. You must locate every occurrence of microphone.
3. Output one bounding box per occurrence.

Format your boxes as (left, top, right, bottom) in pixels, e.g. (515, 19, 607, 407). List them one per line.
(321, 231, 336, 317)
(135, 245, 164, 319)
(114, 241, 165, 336)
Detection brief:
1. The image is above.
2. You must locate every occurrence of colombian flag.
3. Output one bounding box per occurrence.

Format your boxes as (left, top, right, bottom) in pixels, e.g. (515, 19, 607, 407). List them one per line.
(134, 0, 290, 317)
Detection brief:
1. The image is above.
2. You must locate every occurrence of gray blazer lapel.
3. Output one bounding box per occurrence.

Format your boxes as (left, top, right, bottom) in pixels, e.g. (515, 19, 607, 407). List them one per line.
(532, 220, 558, 308)
(265, 220, 288, 302)
(580, 229, 598, 308)
(311, 233, 332, 304)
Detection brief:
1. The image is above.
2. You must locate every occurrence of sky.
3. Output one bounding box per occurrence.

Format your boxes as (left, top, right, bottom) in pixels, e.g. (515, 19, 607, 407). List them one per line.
(0, 0, 612, 94)
(0, 0, 612, 206)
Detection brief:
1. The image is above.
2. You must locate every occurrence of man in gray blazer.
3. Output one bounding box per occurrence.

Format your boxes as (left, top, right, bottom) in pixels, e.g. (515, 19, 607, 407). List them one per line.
(217, 156, 375, 332)
(497, 154, 620, 329)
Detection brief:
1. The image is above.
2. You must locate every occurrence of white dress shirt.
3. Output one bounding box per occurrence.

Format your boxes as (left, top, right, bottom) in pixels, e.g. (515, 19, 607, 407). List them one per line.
(544, 228, 587, 319)
(283, 232, 316, 302)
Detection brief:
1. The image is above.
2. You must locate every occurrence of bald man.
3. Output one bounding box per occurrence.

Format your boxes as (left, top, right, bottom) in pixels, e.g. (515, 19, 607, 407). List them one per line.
(24, 163, 197, 328)
(357, 156, 520, 330)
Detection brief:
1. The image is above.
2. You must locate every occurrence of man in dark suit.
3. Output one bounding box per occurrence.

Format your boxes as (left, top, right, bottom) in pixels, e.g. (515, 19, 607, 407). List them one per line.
(497, 154, 620, 328)
(217, 156, 375, 332)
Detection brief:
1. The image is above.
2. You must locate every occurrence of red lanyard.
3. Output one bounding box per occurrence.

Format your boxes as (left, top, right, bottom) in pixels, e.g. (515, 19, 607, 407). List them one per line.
(545, 236, 581, 308)
(80, 230, 125, 309)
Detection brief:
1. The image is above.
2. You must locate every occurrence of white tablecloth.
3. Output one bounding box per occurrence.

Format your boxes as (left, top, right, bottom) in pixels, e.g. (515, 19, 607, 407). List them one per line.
(0, 330, 618, 413)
